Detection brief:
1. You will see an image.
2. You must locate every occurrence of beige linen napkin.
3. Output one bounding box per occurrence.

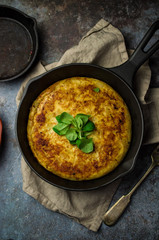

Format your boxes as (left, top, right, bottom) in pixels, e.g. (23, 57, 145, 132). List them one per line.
(16, 19, 159, 232)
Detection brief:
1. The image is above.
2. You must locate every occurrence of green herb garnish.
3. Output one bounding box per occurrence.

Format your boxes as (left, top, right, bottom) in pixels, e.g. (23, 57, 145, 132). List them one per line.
(66, 128, 78, 141)
(56, 112, 74, 124)
(53, 123, 69, 135)
(93, 87, 100, 92)
(53, 112, 95, 153)
(82, 120, 95, 132)
(77, 138, 94, 153)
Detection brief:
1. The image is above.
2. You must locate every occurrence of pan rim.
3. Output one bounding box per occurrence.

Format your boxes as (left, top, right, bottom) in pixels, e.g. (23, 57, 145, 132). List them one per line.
(0, 5, 38, 82)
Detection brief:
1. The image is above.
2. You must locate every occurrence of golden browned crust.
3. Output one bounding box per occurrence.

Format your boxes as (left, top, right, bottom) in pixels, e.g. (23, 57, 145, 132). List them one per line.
(27, 77, 131, 181)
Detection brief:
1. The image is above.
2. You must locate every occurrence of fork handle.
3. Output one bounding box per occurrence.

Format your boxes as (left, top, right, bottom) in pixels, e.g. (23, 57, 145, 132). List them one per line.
(103, 161, 155, 226)
(103, 195, 131, 226)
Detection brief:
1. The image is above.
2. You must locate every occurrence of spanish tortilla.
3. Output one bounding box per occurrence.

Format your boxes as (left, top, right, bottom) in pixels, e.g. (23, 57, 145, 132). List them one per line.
(27, 77, 131, 181)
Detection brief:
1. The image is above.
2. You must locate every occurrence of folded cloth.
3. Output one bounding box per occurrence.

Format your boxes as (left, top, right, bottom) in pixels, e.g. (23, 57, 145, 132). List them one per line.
(16, 19, 159, 232)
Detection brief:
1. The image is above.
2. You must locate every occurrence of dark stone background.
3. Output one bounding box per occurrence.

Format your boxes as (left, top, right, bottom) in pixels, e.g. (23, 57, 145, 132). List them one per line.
(0, 1, 159, 239)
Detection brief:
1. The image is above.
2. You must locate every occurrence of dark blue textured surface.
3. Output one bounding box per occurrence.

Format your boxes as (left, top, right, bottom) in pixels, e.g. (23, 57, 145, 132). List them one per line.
(0, 1, 159, 239)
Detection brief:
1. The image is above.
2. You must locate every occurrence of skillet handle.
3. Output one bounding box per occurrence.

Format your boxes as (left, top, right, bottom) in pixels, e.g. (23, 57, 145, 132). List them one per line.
(109, 20, 159, 87)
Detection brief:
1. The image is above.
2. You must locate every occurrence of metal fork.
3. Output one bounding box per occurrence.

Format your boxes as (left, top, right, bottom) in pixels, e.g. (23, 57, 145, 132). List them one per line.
(103, 144, 159, 226)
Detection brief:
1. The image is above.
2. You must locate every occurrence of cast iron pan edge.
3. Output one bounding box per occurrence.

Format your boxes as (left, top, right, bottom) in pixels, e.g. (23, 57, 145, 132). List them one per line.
(0, 5, 38, 82)
(16, 63, 144, 191)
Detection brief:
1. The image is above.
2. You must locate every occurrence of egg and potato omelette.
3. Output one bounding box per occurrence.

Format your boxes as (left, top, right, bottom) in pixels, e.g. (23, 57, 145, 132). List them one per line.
(27, 77, 131, 181)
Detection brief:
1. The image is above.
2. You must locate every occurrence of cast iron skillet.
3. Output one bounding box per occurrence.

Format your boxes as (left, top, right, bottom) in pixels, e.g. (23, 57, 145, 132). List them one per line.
(0, 5, 38, 81)
(16, 21, 159, 191)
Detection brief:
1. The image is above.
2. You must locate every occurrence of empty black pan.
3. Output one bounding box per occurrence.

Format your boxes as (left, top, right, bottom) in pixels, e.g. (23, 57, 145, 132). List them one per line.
(16, 21, 159, 191)
(0, 5, 38, 81)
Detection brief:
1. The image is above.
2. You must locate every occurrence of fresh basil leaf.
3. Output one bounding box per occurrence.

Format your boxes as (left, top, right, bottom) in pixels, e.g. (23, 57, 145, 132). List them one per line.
(59, 126, 70, 135)
(53, 128, 61, 135)
(75, 114, 90, 125)
(53, 122, 69, 131)
(66, 128, 78, 141)
(82, 120, 95, 132)
(53, 126, 70, 136)
(53, 123, 70, 135)
(93, 87, 100, 92)
(78, 138, 94, 153)
(56, 115, 62, 123)
(59, 112, 74, 124)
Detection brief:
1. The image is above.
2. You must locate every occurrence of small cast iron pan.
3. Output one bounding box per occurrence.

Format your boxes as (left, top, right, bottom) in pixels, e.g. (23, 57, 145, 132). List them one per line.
(0, 5, 38, 81)
(16, 21, 159, 191)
